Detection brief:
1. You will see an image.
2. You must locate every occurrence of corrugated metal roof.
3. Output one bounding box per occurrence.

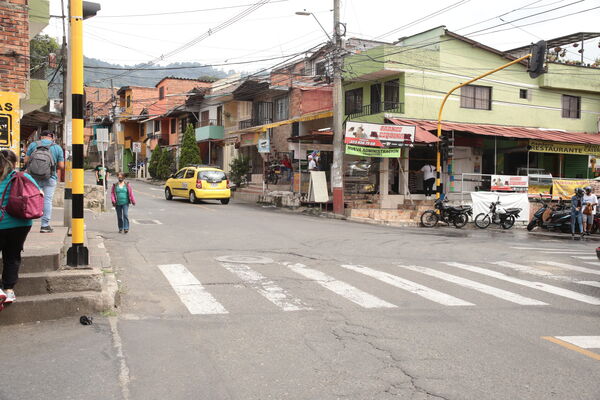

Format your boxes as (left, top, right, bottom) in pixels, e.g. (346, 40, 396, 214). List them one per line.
(387, 118, 440, 143)
(387, 118, 600, 145)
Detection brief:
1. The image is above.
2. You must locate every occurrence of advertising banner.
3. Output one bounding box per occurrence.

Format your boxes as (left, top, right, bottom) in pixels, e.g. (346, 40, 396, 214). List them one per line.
(529, 140, 600, 156)
(551, 179, 600, 199)
(0, 91, 20, 157)
(345, 121, 415, 148)
(491, 175, 528, 192)
(345, 144, 401, 158)
(471, 192, 530, 222)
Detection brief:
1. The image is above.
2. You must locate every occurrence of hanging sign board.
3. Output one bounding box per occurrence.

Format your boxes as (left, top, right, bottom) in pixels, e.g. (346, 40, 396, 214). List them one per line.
(96, 128, 109, 143)
(491, 175, 529, 192)
(257, 137, 270, 153)
(132, 142, 141, 153)
(529, 140, 600, 156)
(345, 121, 415, 148)
(345, 144, 401, 158)
(0, 91, 20, 156)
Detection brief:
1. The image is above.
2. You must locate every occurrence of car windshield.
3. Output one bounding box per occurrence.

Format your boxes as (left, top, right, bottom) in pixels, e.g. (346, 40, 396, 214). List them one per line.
(198, 171, 226, 182)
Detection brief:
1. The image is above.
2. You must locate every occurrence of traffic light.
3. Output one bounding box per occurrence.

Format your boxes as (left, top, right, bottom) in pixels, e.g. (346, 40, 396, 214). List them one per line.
(440, 136, 449, 161)
(82, 1, 101, 19)
(527, 40, 547, 79)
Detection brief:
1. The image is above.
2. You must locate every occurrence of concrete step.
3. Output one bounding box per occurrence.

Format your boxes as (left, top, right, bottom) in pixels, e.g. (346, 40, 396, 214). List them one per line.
(17, 253, 61, 274)
(15, 268, 103, 296)
(0, 291, 105, 326)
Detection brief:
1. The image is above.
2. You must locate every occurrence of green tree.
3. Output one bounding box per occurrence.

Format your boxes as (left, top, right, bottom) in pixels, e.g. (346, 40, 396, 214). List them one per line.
(148, 146, 162, 179)
(179, 124, 201, 168)
(30, 34, 60, 74)
(156, 148, 175, 180)
(228, 155, 251, 187)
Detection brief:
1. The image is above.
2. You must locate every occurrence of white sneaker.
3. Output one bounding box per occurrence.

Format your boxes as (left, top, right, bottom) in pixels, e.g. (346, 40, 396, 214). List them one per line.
(4, 290, 15, 304)
(0, 289, 6, 308)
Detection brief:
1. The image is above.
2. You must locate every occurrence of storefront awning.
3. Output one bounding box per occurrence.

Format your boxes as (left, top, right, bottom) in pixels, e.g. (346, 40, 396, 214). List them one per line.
(387, 118, 440, 143)
(287, 130, 333, 143)
(386, 117, 600, 145)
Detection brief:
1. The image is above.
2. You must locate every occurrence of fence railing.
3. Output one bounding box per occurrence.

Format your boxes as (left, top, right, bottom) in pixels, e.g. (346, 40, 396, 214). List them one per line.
(348, 102, 404, 119)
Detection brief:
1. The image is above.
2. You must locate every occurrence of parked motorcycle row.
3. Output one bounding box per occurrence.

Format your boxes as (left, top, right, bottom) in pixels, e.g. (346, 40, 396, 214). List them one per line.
(421, 196, 522, 230)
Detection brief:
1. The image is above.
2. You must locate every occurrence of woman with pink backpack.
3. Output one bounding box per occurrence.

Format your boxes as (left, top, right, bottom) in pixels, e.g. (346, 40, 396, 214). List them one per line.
(0, 150, 42, 309)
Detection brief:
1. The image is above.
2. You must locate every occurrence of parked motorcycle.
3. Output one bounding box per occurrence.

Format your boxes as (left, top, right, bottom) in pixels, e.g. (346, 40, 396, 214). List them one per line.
(421, 198, 473, 229)
(474, 196, 521, 229)
(265, 162, 283, 185)
(526, 196, 571, 233)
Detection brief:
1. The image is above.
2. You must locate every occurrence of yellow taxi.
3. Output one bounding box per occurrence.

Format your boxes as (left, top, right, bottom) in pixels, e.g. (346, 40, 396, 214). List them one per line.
(164, 166, 231, 204)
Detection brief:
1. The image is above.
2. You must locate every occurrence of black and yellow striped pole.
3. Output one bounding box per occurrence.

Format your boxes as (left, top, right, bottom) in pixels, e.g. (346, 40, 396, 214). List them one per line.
(66, 0, 88, 266)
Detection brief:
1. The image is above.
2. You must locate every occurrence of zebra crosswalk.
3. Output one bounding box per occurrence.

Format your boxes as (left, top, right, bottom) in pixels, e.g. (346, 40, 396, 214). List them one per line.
(157, 256, 600, 316)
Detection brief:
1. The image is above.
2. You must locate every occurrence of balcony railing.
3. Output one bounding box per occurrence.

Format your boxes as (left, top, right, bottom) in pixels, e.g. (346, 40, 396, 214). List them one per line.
(200, 119, 220, 127)
(347, 102, 404, 118)
(238, 118, 272, 129)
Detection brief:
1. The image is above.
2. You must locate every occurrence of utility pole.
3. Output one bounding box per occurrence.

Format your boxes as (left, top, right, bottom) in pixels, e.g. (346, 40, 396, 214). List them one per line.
(331, 0, 344, 215)
(66, 0, 88, 266)
(110, 78, 119, 173)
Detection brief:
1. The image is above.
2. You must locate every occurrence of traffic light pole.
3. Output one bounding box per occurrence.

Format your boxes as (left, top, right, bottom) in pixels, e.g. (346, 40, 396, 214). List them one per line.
(435, 53, 532, 199)
(66, 0, 88, 266)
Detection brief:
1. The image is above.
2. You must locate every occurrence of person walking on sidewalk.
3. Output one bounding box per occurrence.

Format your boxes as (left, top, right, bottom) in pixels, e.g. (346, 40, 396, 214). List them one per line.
(571, 187, 585, 240)
(0, 150, 41, 307)
(24, 130, 64, 233)
(111, 172, 136, 234)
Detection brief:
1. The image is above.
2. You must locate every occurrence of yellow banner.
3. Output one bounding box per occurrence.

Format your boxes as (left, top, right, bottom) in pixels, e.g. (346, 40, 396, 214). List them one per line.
(551, 179, 600, 199)
(0, 91, 20, 157)
(530, 140, 600, 156)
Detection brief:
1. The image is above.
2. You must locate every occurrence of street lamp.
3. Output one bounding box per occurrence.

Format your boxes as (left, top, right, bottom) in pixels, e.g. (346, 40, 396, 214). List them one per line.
(295, 10, 332, 42)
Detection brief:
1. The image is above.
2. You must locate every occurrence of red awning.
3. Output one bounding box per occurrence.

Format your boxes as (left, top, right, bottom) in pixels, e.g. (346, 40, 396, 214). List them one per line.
(387, 118, 600, 145)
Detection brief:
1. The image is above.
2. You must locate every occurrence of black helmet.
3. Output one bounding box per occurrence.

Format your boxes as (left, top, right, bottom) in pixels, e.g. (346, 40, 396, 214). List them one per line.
(576, 188, 585, 196)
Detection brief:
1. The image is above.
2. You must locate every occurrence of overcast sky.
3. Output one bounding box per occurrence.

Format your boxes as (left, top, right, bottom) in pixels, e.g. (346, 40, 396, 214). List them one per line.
(43, 0, 600, 71)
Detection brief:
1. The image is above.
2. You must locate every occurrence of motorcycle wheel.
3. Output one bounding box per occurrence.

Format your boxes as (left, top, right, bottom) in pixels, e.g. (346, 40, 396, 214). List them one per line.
(420, 210, 439, 228)
(474, 213, 491, 229)
(453, 213, 468, 229)
(501, 215, 516, 229)
(526, 220, 537, 231)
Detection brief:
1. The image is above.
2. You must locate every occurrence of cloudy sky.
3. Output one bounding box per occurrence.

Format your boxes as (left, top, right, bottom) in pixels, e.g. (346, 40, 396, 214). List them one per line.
(43, 0, 600, 70)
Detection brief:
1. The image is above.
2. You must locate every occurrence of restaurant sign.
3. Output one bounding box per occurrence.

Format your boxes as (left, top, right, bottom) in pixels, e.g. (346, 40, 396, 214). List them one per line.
(529, 140, 600, 156)
(345, 121, 415, 148)
(345, 144, 401, 158)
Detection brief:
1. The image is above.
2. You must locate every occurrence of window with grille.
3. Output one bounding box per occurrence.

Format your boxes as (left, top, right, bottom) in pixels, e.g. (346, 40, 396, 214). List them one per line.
(384, 80, 400, 110)
(274, 96, 289, 121)
(562, 95, 580, 119)
(170, 118, 176, 134)
(154, 120, 160, 132)
(126, 95, 131, 108)
(159, 86, 165, 100)
(519, 89, 528, 99)
(345, 88, 363, 115)
(460, 85, 492, 110)
(314, 61, 326, 76)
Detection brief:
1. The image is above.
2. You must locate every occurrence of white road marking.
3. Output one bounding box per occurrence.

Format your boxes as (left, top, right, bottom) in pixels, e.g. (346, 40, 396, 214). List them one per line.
(397, 264, 546, 306)
(555, 336, 600, 349)
(158, 264, 228, 315)
(585, 261, 600, 267)
(150, 188, 163, 191)
(341, 264, 473, 306)
(286, 263, 396, 309)
(571, 256, 598, 260)
(579, 281, 600, 288)
(511, 247, 585, 251)
(492, 261, 556, 278)
(220, 263, 310, 311)
(538, 261, 600, 276)
(443, 262, 600, 305)
(97, 242, 105, 249)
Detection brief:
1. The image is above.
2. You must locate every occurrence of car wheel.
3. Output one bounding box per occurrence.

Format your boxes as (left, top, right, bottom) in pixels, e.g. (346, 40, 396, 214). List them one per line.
(165, 187, 173, 200)
(189, 191, 197, 204)
(220, 198, 230, 205)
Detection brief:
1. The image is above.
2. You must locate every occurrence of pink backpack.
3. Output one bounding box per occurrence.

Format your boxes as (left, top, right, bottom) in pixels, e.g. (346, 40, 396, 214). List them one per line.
(0, 171, 44, 221)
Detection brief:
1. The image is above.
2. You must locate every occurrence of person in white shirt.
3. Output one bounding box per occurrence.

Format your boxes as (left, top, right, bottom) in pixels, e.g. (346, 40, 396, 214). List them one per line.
(582, 186, 598, 234)
(420, 163, 436, 198)
(308, 155, 318, 171)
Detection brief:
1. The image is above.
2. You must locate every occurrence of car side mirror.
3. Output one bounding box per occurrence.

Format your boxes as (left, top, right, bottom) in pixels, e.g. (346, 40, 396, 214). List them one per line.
(170, 174, 175, 179)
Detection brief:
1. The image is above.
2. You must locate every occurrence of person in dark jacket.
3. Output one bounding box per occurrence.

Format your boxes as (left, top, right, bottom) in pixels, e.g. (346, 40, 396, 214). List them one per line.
(111, 172, 136, 234)
(571, 187, 585, 240)
(0, 150, 41, 307)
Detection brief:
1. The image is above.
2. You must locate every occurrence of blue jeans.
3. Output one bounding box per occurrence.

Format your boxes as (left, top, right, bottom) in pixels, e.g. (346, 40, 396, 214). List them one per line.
(116, 204, 129, 231)
(571, 212, 583, 234)
(38, 177, 57, 227)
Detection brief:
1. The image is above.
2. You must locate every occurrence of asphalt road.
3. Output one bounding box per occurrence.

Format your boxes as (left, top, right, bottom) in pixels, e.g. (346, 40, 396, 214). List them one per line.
(2, 177, 600, 400)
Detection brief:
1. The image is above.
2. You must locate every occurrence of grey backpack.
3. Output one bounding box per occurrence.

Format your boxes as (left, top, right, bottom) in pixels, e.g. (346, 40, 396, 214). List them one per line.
(27, 141, 56, 182)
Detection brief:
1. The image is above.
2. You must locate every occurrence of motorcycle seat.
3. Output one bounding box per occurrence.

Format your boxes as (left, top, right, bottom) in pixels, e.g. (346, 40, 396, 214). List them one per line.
(505, 208, 521, 213)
